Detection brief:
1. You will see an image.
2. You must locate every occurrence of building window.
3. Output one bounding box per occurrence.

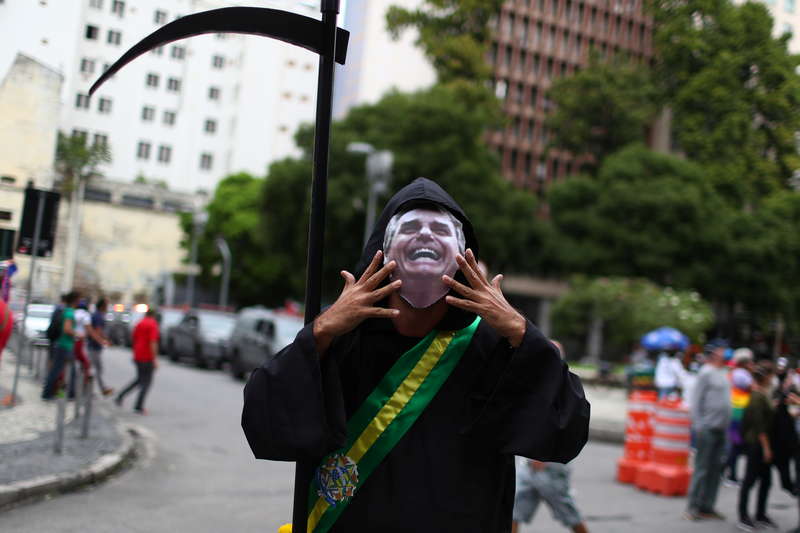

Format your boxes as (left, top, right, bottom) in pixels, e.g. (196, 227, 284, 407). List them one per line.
(107, 30, 122, 45)
(167, 77, 181, 92)
(785, 22, 794, 35)
(85, 25, 99, 40)
(141, 106, 155, 121)
(80, 58, 95, 74)
(136, 141, 151, 160)
(163, 111, 176, 125)
(152, 46, 164, 56)
(111, 0, 125, 16)
(89, 0, 103, 8)
(157, 145, 172, 163)
(204, 119, 217, 134)
(199, 153, 213, 170)
(145, 73, 159, 87)
(103, 63, 111, 73)
(71, 129, 88, 143)
(121, 195, 154, 209)
(154, 9, 167, 24)
(171, 45, 185, 60)
(212, 55, 225, 69)
(208, 86, 220, 100)
(75, 93, 90, 109)
(98, 97, 112, 114)
(93, 133, 108, 147)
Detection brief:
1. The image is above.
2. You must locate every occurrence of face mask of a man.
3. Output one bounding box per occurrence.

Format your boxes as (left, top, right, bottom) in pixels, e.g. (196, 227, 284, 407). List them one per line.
(383, 207, 465, 309)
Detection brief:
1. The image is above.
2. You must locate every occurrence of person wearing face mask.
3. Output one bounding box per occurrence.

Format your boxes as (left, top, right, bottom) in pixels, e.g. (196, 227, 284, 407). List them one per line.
(242, 178, 590, 533)
(738, 364, 778, 531)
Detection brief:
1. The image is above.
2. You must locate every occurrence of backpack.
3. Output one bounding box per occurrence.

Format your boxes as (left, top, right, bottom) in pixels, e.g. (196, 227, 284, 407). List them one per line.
(46, 306, 63, 342)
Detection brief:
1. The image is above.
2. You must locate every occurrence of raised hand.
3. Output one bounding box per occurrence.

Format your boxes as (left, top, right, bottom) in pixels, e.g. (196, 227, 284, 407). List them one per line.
(313, 250, 402, 356)
(442, 248, 526, 347)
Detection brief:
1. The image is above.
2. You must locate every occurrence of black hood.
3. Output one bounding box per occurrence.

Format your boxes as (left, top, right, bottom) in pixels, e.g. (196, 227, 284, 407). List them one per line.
(354, 178, 478, 330)
(355, 177, 479, 276)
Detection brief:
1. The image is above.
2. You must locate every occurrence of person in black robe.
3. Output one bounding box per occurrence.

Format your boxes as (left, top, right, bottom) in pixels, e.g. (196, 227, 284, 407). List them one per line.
(242, 177, 590, 533)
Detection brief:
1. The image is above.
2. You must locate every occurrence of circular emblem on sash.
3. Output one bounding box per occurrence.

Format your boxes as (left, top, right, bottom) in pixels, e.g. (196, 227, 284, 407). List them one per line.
(315, 453, 359, 506)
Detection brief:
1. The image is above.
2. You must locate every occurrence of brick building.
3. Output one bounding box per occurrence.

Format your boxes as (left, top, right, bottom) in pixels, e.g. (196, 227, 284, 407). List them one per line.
(487, 0, 654, 192)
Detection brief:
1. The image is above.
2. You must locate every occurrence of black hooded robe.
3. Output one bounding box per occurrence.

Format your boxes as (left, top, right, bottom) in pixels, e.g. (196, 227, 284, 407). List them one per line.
(242, 178, 590, 533)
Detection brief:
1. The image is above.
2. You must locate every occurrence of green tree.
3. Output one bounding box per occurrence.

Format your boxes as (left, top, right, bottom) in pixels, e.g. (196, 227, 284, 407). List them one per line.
(386, 0, 504, 85)
(547, 145, 731, 298)
(180, 173, 278, 307)
(544, 57, 660, 173)
(55, 131, 111, 192)
(652, 0, 800, 205)
(552, 276, 714, 360)
(258, 86, 544, 304)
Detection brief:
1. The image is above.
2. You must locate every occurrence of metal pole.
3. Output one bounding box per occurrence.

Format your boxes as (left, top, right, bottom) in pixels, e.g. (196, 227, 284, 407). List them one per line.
(10, 189, 46, 407)
(73, 360, 83, 422)
(187, 221, 200, 308)
(54, 386, 66, 454)
(215, 237, 231, 309)
(294, 2, 339, 530)
(363, 179, 377, 248)
(81, 376, 93, 438)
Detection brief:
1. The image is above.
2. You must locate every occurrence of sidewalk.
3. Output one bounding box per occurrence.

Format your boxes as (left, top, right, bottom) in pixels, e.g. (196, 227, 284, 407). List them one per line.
(0, 350, 134, 509)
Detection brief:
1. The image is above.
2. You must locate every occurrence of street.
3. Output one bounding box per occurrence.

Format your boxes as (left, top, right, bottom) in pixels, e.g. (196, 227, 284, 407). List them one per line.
(2, 347, 798, 533)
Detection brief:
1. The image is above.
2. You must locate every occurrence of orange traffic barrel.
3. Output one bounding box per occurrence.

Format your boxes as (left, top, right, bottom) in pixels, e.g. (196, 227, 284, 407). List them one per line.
(616, 390, 657, 483)
(635, 398, 692, 496)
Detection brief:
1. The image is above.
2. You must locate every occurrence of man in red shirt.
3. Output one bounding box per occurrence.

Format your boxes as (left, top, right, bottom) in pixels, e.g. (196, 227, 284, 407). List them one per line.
(115, 308, 159, 414)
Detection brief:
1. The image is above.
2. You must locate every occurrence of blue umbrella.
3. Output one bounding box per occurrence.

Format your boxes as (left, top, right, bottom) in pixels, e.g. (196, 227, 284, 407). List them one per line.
(641, 326, 689, 351)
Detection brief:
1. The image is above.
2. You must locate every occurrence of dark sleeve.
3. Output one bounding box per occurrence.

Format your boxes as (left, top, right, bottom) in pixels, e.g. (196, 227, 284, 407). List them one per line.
(241, 323, 347, 461)
(465, 320, 590, 463)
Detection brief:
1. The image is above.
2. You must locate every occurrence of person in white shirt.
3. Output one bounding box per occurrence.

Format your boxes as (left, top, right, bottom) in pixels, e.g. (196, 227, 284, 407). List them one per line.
(655, 351, 687, 399)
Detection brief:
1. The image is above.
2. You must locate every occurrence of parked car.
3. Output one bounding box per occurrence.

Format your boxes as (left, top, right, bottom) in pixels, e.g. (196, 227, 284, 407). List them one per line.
(157, 307, 185, 354)
(228, 306, 304, 380)
(165, 309, 235, 369)
(22, 303, 55, 340)
(106, 309, 132, 346)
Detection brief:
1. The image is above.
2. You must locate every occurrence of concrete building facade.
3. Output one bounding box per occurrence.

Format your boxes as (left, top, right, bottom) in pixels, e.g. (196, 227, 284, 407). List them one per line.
(0, 0, 322, 193)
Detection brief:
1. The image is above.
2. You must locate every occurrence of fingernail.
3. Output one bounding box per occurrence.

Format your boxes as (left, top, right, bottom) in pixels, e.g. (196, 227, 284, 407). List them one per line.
(392, 309, 400, 315)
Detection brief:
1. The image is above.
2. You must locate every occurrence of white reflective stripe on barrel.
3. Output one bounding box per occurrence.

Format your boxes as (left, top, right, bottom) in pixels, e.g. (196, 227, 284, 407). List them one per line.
(652, 437, 690, 450)
(653, 424, 690, 435)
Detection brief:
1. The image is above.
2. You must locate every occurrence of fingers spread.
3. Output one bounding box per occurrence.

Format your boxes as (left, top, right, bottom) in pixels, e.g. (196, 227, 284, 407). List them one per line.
(341, 270, 356, 287)
(466, 249, 488, 285)
(369, 280, 402, 302)
(491, 274, 503, 290)
(364, 260, 396, 290)
(445, 295, 481, 313)
(365, 307, 400, 319)
(358, 250, 383, 284)
(456, 254, 483, 289)
(442, 275, 478, 299)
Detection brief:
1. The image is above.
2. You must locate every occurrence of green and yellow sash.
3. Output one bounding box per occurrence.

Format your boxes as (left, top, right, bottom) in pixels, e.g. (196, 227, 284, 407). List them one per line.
(306, 316, 481, 533)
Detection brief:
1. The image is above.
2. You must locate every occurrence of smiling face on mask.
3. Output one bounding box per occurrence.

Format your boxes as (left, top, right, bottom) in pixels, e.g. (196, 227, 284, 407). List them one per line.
(383, 207, 465, 308)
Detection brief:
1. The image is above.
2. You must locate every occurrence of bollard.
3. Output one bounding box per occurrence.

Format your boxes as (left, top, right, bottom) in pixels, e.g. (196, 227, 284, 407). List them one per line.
(54, 389, 66, 454)
(73, 360, 83, 422)
(616, 390, 657, 483)
(81, 376, 93, 439)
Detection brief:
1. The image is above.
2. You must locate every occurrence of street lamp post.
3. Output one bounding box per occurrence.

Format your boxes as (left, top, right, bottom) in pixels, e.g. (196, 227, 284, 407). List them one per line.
(347, 142, 393, 247)
(214, 237, 232, 309)
(186, 211, 208, 308)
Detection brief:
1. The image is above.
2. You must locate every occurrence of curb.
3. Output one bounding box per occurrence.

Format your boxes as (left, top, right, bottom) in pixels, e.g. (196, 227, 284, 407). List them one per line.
(0, 422, 138, 510)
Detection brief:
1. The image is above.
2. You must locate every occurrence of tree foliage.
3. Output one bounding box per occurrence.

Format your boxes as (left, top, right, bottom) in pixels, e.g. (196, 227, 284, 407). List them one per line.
(55, 131, 111, 191)
(545, 57, 660, 173)
(257, 85, 543, 305)
(386, 0, 504, 85)
(652, 0, 800, 205)
(552, 276, 714, 359)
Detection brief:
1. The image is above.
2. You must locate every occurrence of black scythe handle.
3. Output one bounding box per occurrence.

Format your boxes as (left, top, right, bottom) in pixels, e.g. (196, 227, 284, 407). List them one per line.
(296, 2, 340, 532)
(89, 7, 349, 96)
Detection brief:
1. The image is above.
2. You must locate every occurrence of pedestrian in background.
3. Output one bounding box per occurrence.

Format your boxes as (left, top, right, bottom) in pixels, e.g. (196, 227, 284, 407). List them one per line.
(72, 300, 94, 393)
(511, 340, 590, 533)
(115, 308, 159, 414)
(738, 363, 777, 531)
(725, 348, 754, 487)
(771, 358, 799, 496)
(685, 342, 731, 521)
(655, 350, 686, 399)
(87, 298, 113, 396)
(41, 291, 80, 400)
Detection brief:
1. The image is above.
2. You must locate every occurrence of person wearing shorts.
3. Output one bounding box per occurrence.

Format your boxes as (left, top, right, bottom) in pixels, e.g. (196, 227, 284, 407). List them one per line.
(512, 459, 589, 533)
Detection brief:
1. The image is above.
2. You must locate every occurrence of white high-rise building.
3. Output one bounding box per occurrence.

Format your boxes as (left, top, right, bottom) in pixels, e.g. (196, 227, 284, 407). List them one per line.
(0, 0, 323, 193)
(333, 0, 435, 119)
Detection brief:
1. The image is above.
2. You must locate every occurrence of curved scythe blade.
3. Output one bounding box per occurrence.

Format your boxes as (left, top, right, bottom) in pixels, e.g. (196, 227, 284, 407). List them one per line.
(89, 6, 349, 95)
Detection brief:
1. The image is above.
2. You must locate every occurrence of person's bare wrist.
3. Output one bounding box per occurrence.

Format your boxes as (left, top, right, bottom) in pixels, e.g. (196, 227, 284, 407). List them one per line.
(505, 313, 526, 348)
(312, 314, 335, 357)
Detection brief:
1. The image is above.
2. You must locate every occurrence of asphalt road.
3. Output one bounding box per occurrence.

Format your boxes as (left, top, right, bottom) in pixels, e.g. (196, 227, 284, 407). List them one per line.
(4, 346, 800, 533)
